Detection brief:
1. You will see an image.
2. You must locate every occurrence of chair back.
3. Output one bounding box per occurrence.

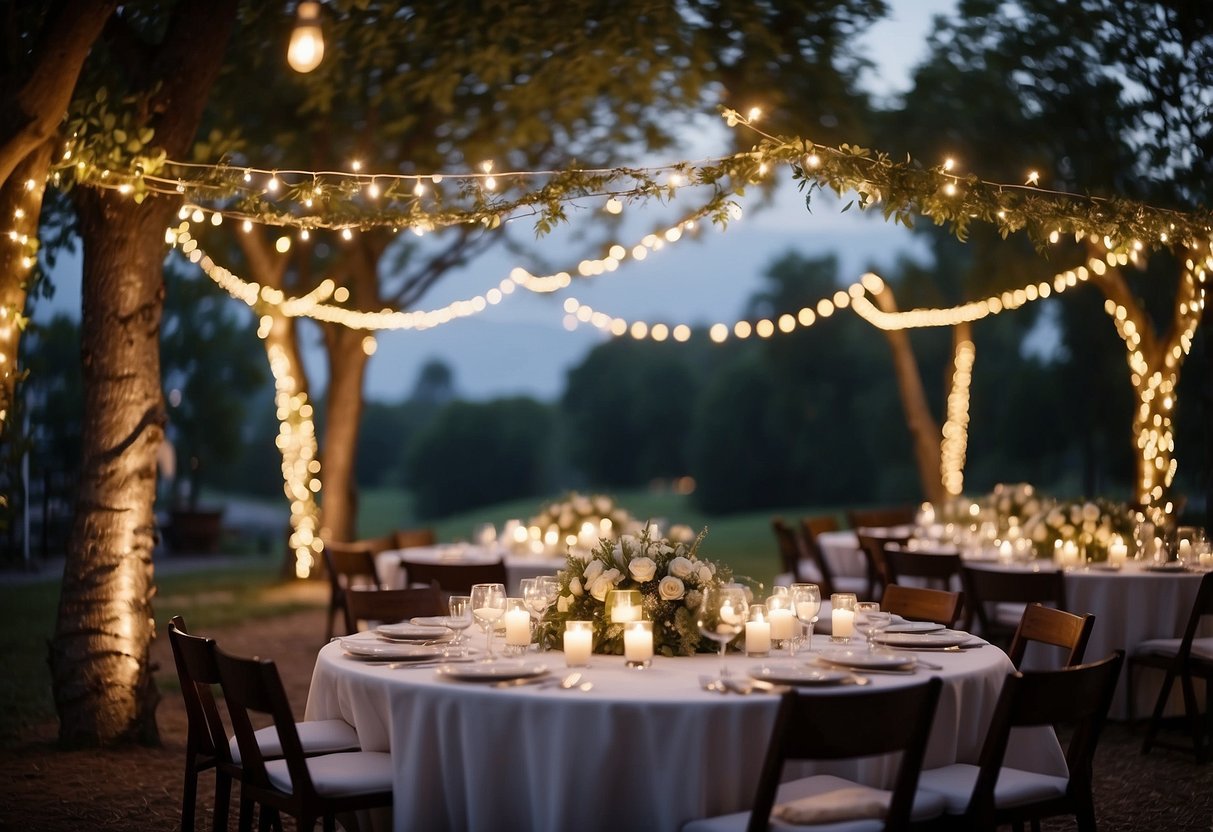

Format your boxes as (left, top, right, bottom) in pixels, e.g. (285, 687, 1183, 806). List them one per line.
(884, 546, 963, 588)
(345, 585, 447, 633)
(748, 678, 944, 832)
(399, 558, 508, 596)
(167, 616, 232, 765)
(1173, 571, 1213, 659)
(967, 653, 1124, 823)
(771, 518, 806, 581)
(798, 516, 840, 596)
(394, 527, 437, 549)
(856, 532, 906, 600)
(846, 506, 915, 530)
(322, 539, 383, 639)
(881, 583, 964, 627)
(1007, 603, 1094, 669)
(214, 647, 315, 799)
(960, 565, 1066, 639)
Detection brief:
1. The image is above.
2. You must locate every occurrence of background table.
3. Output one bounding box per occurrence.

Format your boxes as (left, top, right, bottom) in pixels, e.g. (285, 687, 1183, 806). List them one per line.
(307, 639, 1065, 832)
(376, 544, 566, 596)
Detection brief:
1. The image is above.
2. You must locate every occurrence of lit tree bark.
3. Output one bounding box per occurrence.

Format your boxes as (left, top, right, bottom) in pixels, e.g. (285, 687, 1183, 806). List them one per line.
(1095, 256, 1206, 525)
(49, 0, 236, 747)
(0, 1, 117, 440)
(870, 286, 946, 504)
(940, 321, 975, 497)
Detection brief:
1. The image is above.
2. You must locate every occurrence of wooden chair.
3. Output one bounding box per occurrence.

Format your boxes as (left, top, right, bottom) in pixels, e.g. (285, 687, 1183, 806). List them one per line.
(919, 652, 1124, 832)
(856, 531, 908, 601)
(960, 565, 1066, 646)
(215, 646, 395, 832)
(682, 679, 945, 832)
(167, 617, 359, 832)
(1127, 570, 1213, 761)
(344, 585, 447, 633)
(322, 539, 384, 640)
(398, 557, 508, 597)
(394, 527, 437, 549)
(798, 516, 867, 598)
(881, 584, 964, 627)
(846, 505, 916, 530)
(883, 545, 963, 591)
(771, 518, 804, 582)
(1007, 603, 1094, 670)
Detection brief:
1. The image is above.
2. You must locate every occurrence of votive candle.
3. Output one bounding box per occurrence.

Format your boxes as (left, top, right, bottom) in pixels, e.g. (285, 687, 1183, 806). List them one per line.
(1108, 535, 1128, 567)
(745, 605, 771, 656)
(623, 621, 653, 668)
(767, 606, 795, 642)
(563, 621, 593, 666)
(504, 606, 531, 647)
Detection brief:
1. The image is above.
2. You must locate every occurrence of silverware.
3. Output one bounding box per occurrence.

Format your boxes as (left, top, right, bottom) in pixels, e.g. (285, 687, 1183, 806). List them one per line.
(698, 675, 728, 694)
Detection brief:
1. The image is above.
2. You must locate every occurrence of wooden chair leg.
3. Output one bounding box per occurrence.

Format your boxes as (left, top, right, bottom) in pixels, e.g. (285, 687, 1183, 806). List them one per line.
(1142, 666, 1177, 754)
(1125, 660, 1136, 723)
(180, 758, 199, 832)
(1180, 671, 1206, 762)
(212, 771, 232, 832)
(238, 796, 255, 832)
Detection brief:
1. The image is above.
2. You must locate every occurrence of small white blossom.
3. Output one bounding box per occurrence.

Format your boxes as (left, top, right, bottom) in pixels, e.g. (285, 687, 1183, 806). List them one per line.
(583, 560, 604, 584)
(569, 577, 583, 596)
(658, 576, 686, 601)
(628, 557, 657, 583)
(557, 595, 571, 613)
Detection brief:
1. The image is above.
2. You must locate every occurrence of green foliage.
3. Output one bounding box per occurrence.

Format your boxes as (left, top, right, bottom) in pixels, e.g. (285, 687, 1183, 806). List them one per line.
(404, 397, 556, 518)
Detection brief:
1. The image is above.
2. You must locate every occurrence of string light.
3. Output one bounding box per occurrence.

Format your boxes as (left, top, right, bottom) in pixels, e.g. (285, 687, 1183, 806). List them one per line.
(287, 1, 325, 73)
(941, 338, 976, 496)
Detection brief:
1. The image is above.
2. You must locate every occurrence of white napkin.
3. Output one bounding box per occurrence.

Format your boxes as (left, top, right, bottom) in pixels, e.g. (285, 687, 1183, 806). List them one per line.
(771, 785, 890, 824)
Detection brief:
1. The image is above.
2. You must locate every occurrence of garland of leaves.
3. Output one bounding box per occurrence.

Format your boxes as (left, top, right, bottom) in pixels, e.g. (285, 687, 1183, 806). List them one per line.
(55, 104, 1213, 253)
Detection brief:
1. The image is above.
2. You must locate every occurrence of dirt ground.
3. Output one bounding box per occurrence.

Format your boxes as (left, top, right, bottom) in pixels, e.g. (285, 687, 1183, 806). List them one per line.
(0, 607, 328, 832)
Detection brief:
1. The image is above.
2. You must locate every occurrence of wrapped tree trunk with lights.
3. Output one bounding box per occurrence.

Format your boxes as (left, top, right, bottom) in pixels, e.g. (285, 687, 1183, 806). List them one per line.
(49, 0, 236, 747)
(1095, 253, 1207, 527)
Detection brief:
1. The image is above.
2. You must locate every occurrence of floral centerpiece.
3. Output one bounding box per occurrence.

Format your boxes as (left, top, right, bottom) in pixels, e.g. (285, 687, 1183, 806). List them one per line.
(540, 527, 732, 656)
(527, 491, 636, 552)
(1020, 498, 1135, 562)
(983, 482, 1044, 534)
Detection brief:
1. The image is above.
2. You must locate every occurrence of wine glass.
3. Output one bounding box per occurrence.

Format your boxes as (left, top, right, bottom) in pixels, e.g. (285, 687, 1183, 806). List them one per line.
(696, 585, 748, 680)
(532, 575, 560, 650)
(789, 583, 821, 656)
(470, 583, 506, 661)
(444, 594, 473, 657)
(855, 601, 892, 653)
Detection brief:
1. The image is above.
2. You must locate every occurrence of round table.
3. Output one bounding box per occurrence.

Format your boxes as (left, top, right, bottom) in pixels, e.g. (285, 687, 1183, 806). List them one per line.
(375, 544, 567, 596)
(306, 638, 1065, 832)
(966, 560, 1211, 718)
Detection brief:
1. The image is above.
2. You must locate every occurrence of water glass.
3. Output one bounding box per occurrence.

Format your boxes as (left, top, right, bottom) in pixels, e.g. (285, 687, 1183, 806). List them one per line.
(470, 583, 506, 660)
(697, 585, 748, 679)
(789, 583, 821, 655)
(855, 601, 892, 652)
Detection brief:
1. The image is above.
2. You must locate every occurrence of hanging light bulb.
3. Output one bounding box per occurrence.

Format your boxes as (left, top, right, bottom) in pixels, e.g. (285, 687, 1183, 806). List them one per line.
(288, 1, 325, 74)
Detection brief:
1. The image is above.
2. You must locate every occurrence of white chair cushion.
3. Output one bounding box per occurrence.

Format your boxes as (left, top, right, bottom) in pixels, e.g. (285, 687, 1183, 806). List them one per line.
(681, 774, 944, 832)
(919, 763, 1069, 814)
(1134, 637, 1213, 662)
(265, 750, 394, 797)
(229, 719, 360, 764)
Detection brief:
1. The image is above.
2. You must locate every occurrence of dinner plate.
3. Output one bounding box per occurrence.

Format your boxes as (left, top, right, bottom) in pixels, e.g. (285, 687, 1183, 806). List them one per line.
(872, 629, 975, 649)
(817, 648, 917, 670)
(435, 661, 549, 683)
(882, 620, 945, 634)
(339, 635, 448, 660)
(1145, 562, 1186, 573)
(748, 665, 850, 686)
(375, 622, 450, 640)
(410, 615, 453, 627)
(1088, 563, 1122, 572)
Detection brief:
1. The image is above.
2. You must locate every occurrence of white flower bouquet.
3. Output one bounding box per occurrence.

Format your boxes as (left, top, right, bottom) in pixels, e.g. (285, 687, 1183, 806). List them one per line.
(528, 492, 636, 550)
(984, 482, 1043, 533)
(1020, 498, 1135, 562)
(540, 527, 732, 656)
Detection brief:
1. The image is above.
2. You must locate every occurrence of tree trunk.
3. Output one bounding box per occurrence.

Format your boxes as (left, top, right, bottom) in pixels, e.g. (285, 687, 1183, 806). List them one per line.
(871, 287, 946, 503)
(940, 321, 975, 497)
(318, 322, 369, 542)
(0, 0, 116, 186)
(50, 187, 170, 746)
(48, 0, 237, 747)
(0, 139, 53, 440)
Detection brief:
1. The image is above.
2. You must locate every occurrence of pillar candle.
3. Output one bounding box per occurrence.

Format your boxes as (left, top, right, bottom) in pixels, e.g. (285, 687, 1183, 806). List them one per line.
(563, 624, 592, 666)
(832, 608, 854, 638)
(768, 608, 795, 641)
(1108, 535, 1127, 566)
(504, 607, 531, 646)
(623, 623, 653, 662)
(745, 618, 771, 656)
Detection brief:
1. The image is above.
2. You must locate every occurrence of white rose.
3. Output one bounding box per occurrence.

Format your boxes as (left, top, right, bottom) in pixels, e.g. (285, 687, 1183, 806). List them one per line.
(628, 557, 657, 582)
(583, 560, 604, 583)
(697, 565, 713, 583)
(557, 595, 571, 613)
(569, 577, 583, 596)
(669, 556, 694, 578)
(589, 569, 621, 601)
(658, 576, 685, 601)
(669, 524, 694, 543)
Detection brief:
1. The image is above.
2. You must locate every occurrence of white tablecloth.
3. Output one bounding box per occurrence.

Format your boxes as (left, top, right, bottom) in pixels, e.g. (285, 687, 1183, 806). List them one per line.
(376, 545, 567, 596)
(306, 639, 1065, 832)
(966, 560, 1210, 718)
